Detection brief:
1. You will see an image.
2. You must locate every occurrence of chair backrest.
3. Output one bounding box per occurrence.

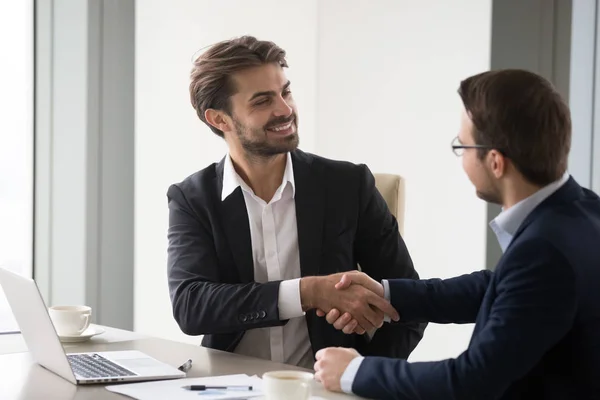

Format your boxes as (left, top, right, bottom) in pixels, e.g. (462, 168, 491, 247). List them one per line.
(374, 173, 405, 237)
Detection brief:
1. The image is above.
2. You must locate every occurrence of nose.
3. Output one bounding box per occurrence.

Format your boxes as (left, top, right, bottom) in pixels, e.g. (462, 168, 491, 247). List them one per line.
(273, 95, 293, 117)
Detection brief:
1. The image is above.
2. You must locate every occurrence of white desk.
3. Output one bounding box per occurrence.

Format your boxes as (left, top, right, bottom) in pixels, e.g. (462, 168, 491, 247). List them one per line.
(0, 325, 361, 399)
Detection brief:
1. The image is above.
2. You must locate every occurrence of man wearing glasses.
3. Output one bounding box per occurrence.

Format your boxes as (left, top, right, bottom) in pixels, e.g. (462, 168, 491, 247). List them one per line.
(314, 69, 600, 399)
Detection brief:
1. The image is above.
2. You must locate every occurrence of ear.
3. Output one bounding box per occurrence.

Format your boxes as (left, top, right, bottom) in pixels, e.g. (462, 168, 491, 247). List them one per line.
(205, 109, 233, 133)
(488, 150, 507, 179)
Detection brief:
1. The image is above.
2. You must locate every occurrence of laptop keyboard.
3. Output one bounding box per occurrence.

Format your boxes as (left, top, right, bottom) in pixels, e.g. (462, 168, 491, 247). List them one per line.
(67, 353, 137, 378)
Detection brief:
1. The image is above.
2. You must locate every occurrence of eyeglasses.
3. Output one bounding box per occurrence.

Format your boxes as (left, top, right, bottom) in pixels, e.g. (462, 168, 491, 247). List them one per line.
(451, 136, 498, 157)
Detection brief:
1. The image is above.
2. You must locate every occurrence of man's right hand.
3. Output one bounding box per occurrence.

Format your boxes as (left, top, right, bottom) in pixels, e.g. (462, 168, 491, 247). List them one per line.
(334, 271, 386, 297)
(315, 272, 398, 334)
(300, 271, 399, 332)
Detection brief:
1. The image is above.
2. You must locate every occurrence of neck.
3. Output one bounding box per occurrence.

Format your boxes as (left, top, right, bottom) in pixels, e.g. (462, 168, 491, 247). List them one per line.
(229, 149, 287, 203)
(501, 177, 543, 209)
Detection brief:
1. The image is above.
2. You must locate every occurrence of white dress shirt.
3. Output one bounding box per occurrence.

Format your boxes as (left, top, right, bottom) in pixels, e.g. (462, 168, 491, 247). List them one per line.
(222, 153, 313, 369)
(339, 172, 571, 394)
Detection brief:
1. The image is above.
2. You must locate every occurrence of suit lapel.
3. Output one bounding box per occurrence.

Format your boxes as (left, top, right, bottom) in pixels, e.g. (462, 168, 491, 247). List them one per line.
(292, 150, 325, 277)
(216, 159, 254, 283)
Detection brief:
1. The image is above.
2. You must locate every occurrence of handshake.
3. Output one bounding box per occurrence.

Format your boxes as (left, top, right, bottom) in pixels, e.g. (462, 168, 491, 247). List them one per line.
(299, 271, 400, 335)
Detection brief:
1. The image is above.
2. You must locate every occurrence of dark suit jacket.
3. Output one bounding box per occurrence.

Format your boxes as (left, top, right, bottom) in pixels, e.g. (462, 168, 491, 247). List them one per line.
(166, 149, 425, 360)
(352, 177, 600, 399)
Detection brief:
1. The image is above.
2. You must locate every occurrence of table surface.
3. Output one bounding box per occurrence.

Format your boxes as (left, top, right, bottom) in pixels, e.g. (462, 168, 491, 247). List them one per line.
(0, 325, 362, 399)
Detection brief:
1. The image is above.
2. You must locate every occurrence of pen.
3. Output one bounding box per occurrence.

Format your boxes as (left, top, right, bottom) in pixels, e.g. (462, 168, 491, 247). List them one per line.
(182, 385, 253, 391)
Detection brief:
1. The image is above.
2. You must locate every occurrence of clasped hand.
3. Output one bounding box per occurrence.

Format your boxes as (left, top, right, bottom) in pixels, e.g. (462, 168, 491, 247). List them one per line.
(313, 271, 399, 334)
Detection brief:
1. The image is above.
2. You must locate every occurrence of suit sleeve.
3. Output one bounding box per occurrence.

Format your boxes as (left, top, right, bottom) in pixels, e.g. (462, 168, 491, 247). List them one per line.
(387, 270, 492, 324)
(352, 164, 425, 358)
(351, 239, 577, 400)
(167, 184, 286, 335)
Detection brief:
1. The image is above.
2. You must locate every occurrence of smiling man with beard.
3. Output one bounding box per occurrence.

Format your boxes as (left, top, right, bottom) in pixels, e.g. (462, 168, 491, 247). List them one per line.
(165, 36, 425, 369)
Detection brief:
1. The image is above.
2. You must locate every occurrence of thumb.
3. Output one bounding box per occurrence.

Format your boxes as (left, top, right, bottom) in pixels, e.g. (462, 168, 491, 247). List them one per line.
(334, 274, 353, 290)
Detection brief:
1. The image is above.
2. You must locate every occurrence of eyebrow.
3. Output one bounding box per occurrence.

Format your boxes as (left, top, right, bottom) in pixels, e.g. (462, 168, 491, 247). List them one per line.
(248, 81, 291, 102)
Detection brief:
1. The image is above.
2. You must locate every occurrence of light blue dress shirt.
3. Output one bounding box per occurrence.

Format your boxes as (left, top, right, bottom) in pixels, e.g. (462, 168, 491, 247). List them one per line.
(339, 172, 570, 395)
(489, 172, 569, 251)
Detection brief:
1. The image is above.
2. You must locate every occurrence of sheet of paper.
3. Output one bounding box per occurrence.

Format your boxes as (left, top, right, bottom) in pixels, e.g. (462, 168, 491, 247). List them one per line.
(105, 374, 264, 400)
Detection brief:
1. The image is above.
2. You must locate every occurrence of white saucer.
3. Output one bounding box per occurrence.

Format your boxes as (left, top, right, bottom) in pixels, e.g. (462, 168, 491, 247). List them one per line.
(58, 327, 105, 343)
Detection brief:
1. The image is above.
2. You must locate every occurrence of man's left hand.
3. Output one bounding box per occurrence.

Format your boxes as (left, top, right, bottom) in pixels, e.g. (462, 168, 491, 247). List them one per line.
(314, 347, 361, 392)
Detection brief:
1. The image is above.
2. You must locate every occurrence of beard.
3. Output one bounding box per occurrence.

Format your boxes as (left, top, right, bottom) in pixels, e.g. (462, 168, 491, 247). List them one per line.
(233, 113, 299, 159)
(475, 166, 503, 204)
(476, 188, 503, 204)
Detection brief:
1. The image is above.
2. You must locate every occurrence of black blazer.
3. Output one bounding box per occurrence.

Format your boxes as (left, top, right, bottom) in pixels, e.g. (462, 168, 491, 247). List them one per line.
(352, 177, 600, 399)
(166, 149, 425, 360)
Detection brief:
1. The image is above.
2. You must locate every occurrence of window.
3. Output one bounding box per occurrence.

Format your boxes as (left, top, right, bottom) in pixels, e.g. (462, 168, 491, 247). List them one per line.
(0, 0, 34, 333)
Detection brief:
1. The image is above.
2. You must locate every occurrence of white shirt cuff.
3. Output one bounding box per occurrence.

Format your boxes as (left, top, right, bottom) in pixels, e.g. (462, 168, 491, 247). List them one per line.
(382, 279, 391, 301)
(382, 279, 391, 323)
(340, 356, 364, 394)
(278, 278, 305, 320)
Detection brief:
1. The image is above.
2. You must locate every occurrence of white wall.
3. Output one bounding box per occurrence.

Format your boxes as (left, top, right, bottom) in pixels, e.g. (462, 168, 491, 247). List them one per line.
(135, 0, 319, 343)
(135, 0, 492, 360)
(317, 0, 491, 361)
(0, 0, 33, 332)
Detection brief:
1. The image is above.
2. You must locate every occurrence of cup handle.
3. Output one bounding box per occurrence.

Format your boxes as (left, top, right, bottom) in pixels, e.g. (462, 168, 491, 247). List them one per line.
(77, 314, 90, 335)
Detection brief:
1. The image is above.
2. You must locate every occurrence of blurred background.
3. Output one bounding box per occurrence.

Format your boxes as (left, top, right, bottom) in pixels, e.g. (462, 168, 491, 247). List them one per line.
(1, 0, 598, 363)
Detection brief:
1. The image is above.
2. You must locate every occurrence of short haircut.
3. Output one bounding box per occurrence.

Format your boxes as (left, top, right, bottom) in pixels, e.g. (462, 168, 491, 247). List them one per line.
(458, 69, 572, 185)
(189, 36, 288, 137)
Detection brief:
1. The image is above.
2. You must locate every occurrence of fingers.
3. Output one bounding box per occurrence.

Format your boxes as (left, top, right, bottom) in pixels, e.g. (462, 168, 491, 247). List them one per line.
(334, 274, 352, 290)
(315, 347, 328, 361)
(370, 305, 385, 327)
(326, 309, 341, 324)
(342, 319, 358, 334)
(322, 309, 364, 335)
(322, 273, 397, 330)
(354, 274, 384, 297)
(314, 368, 323, 383)
(327, 303, 374, 332)
(367, 292, 400, 321)
(360, 301, 383, 328)
(333, 312, 352, 330)
(352, 311, 376, 332)
(333, 272, 384, 298)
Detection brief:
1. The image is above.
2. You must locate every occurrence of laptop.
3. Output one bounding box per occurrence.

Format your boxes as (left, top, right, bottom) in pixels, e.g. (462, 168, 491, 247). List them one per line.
(0, 267, 186, 384)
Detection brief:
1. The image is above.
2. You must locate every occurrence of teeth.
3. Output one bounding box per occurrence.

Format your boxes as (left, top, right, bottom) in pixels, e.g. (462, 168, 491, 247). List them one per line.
(269, 122, 292, 132)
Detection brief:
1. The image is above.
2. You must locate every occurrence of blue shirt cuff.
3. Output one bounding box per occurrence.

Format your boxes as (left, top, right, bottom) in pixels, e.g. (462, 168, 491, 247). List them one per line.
(340, 356, 365, 394)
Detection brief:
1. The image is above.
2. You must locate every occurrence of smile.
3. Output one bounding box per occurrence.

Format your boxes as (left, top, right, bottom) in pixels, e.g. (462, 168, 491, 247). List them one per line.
(267, 121, 293, 132)
(266, 120, 295, 135)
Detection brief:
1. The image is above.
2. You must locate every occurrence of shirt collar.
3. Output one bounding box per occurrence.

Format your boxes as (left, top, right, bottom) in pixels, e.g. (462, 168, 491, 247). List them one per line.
(490, 171, 570, 251)
(221, 152, 295, 201)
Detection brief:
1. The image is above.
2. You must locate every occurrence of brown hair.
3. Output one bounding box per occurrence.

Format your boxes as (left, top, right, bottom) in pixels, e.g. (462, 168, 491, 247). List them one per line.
(189, 36, 288, 137)
(458, 69, 571, 186)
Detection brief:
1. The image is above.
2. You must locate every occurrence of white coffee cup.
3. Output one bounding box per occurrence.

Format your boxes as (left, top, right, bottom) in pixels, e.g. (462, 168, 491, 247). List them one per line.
(262, 370, 313, 400)
(48, 305, 92, 336)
